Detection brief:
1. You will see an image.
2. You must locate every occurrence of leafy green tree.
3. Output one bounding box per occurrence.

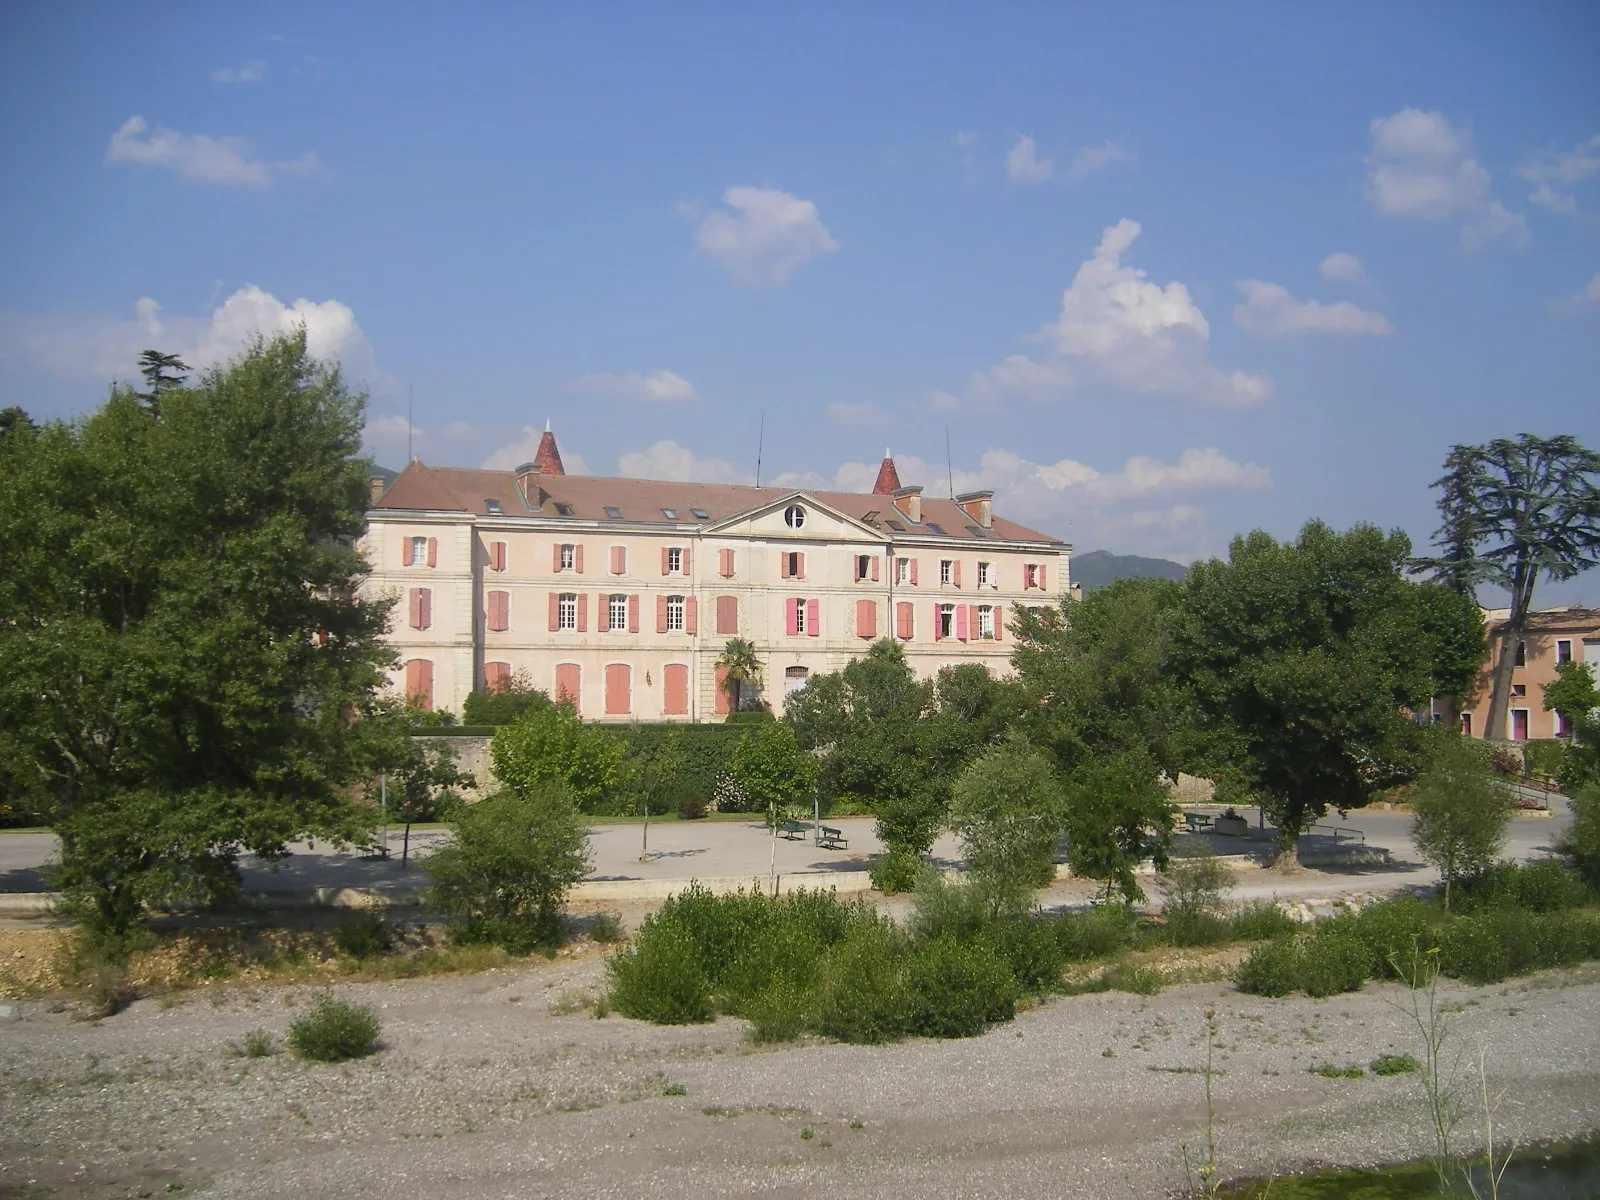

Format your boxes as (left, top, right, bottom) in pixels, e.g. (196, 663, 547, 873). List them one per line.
(728, 720, 817, 818)
(947, 735, 1068, 912)
(1409, 732, 1512, 911)
(490, 702, 627, 812)
(1556, 783, 1600, 891)
(422, 783, 592, 950)
(1175, 521, 1435, 861)
(135, 350, 189, 414)
(357, 701, 475, 862)
(1544, 661, 1600, 793)
(0, 332, 394, 944)
(715, 637, 764, 712)
(0, 406, 35, 439)
(1062, 749, 1174, 903)
(1417, 435, 1600, 741)
(462, 670, 552, 726)
(1407, 582, 1488, 728)
(924, 663, 1029, 784)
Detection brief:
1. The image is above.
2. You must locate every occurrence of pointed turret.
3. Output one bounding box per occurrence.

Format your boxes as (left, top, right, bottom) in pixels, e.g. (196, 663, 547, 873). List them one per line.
(871, 448, 902, 495)
(532, 421, 565, 476)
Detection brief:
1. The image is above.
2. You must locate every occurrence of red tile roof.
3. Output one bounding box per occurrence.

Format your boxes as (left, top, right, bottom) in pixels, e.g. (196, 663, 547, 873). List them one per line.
(872, 456, 902, 495)
(374, 461, 1061, 545)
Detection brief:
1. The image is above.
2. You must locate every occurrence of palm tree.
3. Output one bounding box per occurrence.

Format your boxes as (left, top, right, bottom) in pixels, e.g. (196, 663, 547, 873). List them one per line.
(715, 638, 763, 712)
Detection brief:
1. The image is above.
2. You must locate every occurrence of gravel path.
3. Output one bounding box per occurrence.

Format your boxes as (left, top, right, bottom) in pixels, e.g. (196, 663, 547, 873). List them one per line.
(3, 954, 1597, 1198)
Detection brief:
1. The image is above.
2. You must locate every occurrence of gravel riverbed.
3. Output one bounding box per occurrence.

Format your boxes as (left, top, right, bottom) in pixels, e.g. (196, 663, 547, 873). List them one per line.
(2, 953, 1598, 1199)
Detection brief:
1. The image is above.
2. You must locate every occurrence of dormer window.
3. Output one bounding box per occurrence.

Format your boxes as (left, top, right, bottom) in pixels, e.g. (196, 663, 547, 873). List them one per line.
(784, 504, 807, 529)
(603, 506, 623, 520)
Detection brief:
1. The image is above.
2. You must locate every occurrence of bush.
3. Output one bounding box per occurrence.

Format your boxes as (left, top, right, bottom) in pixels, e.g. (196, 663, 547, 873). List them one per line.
(742, 977, 816, 1043)
(287, 994, 382, 1062)
(1411, 732, 1514, 909)
(1234, 938, 1300, 997)
(1439, 915, 1514, 984)
(607, 921, 714, 1024)
(984, 919, 1068, 993)
(1341, 898, 1440, 982)
(234, 1028, 277, 1058)
(1159, 848, 1233, 946)
(423, 784, 593, 952)
(1558, 783, 1600, 891)
(906, 937, 1019, 1038)
(1457, 859, 1588, 914)
(1371, 1053, 1421, 1076)
(1053, 904, 1139, 962)
(1234, 930, 1369, 998)
(333, 914, 392, 960)
(908, 873, 993, 942)
(870, 850, 923, 895)
(676, 792, 709, 820)
(1228, 902, 1299, 942)
(816, 919, 911, 1044)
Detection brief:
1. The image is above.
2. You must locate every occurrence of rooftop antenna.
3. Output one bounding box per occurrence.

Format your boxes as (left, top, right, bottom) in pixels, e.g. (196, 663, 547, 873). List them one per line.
(407, 384, 415, 463)
(945, 427, 955, 499)
(755, 411, 765, 488)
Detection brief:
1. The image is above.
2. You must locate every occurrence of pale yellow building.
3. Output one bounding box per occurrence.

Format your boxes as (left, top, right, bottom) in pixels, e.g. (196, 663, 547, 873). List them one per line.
(359, 431, 1069, 721)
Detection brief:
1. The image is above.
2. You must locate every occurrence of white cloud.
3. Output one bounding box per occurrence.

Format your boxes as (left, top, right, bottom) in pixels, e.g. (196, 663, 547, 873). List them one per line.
(481, 428, 590, 474)
(569, 370, 698, 405)
(1364, 107, 1526, 249)
(1550, 270, 1600, 315)
(211, 61, 265, 84)
(824, 444, 1270, 559)
(1065, 140, 1136, 182)
(1232, 280, 1395, 337)
(1518, 134, 1600, 216)
(0, 286, 386, 390)
(617, 439, 749, 483)
(1005, 135, 1054, 184)
(1319, 252, 1368, 284)
(692, 186, 839, 287)
(824, 402, 892, 431)
(933, 219, 1270, 411)
(106, 116, 320, 187)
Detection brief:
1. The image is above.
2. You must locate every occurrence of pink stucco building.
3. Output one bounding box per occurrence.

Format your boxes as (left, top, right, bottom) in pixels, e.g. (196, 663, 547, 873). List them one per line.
(1459, 606, 1600, 741)
(359, 431, 1070, 720)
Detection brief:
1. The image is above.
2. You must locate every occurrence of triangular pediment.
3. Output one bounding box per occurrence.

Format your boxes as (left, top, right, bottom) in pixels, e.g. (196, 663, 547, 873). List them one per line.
(705, 491, 885, 541)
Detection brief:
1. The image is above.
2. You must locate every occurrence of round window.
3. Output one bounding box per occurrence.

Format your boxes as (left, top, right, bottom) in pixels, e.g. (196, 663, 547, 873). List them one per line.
(784, 504, 806, 529)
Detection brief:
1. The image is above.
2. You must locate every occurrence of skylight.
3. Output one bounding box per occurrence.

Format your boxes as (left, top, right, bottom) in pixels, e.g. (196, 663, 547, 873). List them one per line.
(603, 506, 623, 520)
(554, 502, 575, 517)
(885, 519, 906, 532)
(661, 507, 678, 520)
(924, 522, 946, 535)
(484, 499, 502, 515)
(965, 524, 988, 538)
(690, 507, 710, 520)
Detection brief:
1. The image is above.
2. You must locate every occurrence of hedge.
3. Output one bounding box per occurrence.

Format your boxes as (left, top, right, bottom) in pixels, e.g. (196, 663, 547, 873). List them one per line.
(610, 723, 747, 799)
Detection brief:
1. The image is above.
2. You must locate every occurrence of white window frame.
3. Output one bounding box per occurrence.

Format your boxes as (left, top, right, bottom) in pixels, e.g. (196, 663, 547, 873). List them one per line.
(896, 557, 911, 585)
(939, 603, 955, 638)
(855, 554, 871, 581)
(666, 594, 685, 633)
(977, 561, 991, 588)
(608, 594, 628, 631)
(559, 543, 576, 571)
(410, 536, 428, 565)
(784, 504, 806, 529)
(667, 547, 683, 575)
(977, 604, 994, 639)
(557, 592, 577, 631)
(793, 597, 808, 635)
(940, 559, 953, 585)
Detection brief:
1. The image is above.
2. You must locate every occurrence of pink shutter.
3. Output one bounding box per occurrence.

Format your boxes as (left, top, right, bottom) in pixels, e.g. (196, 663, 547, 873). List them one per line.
(717, 595, 737, 635)
(426, 538, 437, 567)
(681, 547, 691, 575)
(719, 548, 733, 577)
(871, 556, 879, 582)
(953, 561, 962, 587)
(405, 659, 433, 710)
(408, 588, 422, 628)
(656, 594, 669, 634)
(487, 591, 508, 632)
(785, 598, 799, 636)
(856, 599, 875, 639)
(685, 596, 697, 634)
(597, 593, 610, 633)
(484, 661, 510, 692)
(574, 545, 584, 574)
(807, 598, 820, 638)
(1038, 564, 1046, 591)
(661, 547, 671, 576)
(576, 593, 588, 632)
(629, 594, 640, 633)
(490, 541, 505, 571)
(549, 593, 560, 632)
(555, 663, 581, 709)
(780, 552, 790, 579)
(553, 543, 562, 572)
(993, 605, 1003, 642)
(797, 552, 806, 579)
(403, 538, 414, 566)
(605, 664, 631, 715)
(663, 664, 689, 716)
(715, 667, 731, 715)
(956, 604, 968, 641)
(910, 559, 919, 585)
(419, 589, 432, 629)
(611, 546, 625, 575)
(933, 603, 943, 640)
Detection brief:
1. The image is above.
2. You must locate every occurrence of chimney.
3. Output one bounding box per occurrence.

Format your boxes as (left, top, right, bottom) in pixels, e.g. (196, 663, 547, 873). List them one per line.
(892, 485, 923, 525)
(872, 448, 902, 495)
(369, 477, 387, 505)
(956, 489, 993, 528)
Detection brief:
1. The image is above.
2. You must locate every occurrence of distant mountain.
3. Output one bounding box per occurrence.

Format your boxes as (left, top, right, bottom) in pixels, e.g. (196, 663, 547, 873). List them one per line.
(1072, 549, 1188, 592)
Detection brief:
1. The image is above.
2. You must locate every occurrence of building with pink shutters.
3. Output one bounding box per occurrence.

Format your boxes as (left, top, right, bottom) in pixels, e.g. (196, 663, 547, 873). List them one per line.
(359, 430, 1070, 720)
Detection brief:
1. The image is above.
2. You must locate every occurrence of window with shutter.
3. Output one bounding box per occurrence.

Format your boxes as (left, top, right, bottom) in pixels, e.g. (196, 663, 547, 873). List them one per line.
(663, 663, 689, 716)
(856, 599, 876, 639)
(666, 595, 685, 632)
(404, 659, 434, 709)
(604, 663, 632, 715)
(555, 663, 581, 710)
(806, 598, 819, 638)
(484, 661, 511, 692)
(716, 594, 738, 635)
(558, 593, 576, 630)
(896, 601, 913, 640)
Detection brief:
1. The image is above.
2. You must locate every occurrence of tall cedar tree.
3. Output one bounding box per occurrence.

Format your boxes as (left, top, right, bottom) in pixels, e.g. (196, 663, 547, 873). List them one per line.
(0, 332, 396, 939)
(1418, 435, 1600, 740)
(1175, 521, 1452, 860)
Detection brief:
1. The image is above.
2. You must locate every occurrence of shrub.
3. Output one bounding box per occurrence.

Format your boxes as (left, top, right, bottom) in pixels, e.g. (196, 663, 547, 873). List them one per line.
(815, 919, 911, 1044)
(586, 912, 624, 943)
(1439, 915, 1514, 984)
(906, 937, 1019, 1038)
(287, 994, 382, 1062)
(720, 922, 826, 1015)
(742, 977, 816, 1043)
(908, 873, 993, 942)
(1228, 902, 1298, 942)
(870, 850, 923, 895)
(333, 914, 392, 960)
(1371, 1053, 1421, 1076)
(1159, 848, 1233, 945)
(1558, 783, 1600, 891)
(1411, 732, 1513, 910)
(1053, 904, 1139, 962)
(607, 921, 714, 1024)
(676, 792, 709, 820)
(984, 919, 1067, 993)
(1457, 859, 1588, 914)
(1234, 930, 1368, 998)
(947, 737, 1069, 902)
(1235, 939, 1299, 997)
(1097, 962, 1164, 995)
(423, 783, 592, 952)
(1342, 898, 1440, 981)
(236, 1028, 277, 1058)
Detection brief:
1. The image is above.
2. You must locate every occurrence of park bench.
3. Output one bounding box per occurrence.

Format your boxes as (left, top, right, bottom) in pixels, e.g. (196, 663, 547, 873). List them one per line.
(777, 819, 808, 841)
(1181, 811, 1213, 833)
(817, 825, 848, 850)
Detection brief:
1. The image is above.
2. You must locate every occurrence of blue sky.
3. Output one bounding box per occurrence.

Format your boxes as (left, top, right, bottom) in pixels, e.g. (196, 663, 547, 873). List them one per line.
(2, 2, 1597, 594)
